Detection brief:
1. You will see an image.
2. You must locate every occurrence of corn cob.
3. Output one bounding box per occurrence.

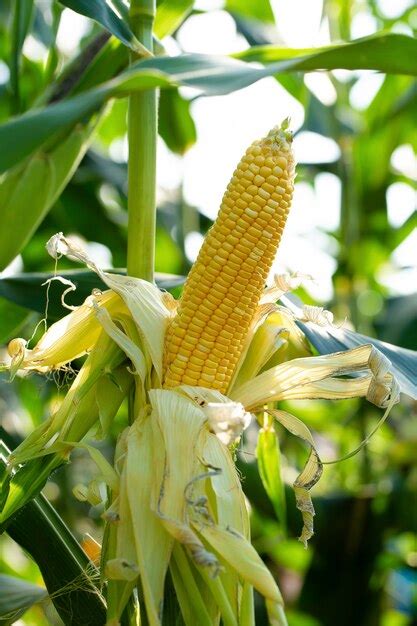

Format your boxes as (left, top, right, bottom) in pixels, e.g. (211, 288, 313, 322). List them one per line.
(164, 121, 295, 393)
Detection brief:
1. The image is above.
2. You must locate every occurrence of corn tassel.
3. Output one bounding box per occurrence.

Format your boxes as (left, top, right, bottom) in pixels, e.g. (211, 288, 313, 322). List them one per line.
(164, 121, 295, 392)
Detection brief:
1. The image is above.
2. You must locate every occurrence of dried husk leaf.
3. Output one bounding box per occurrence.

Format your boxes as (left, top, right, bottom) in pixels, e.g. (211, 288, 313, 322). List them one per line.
(202, 433, 249, 619)
(149, 389, 219, 574)
(9, 332, 124, 466)
(260, 273, 311, 305)
(46, 233, 171, 383)
(267, 408, 322, 547)
(7, 290, 123, 372)
(232, 344, 397, 410)
(93, 304, 147, 384)
(125, 418, 171, 626)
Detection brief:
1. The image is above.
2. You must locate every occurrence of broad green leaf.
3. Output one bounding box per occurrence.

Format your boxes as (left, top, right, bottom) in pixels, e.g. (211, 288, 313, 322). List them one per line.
(0, 54, 278, 171)
(0, 437, 107, 625)
(235, 33, 417, 75)
(0, 36, 130, 267)
(159, 88, 197, 154)
(227, 0, 275, 23)
(58, 0, 142, 51)
(0, 574, 47, 624)
(0, 297, 31, 345)
(0, 89, 105, 173)
(154, 0, 194, 39)
(257, 425, 287, 533)
(365, 75, 414, 130)
(2, 33, 416, 172)
(0, 270, 185, 320)
(49, 35, 127, 101)
(10, 0, 34, 111)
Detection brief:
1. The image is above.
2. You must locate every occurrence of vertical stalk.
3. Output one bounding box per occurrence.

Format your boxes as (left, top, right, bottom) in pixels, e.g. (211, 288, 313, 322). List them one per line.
(127, 0, 157, 280)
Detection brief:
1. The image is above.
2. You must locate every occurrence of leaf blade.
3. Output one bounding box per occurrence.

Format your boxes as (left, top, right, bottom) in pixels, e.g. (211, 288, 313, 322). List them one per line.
(58, 0, 139, 50)
(154, 0, 194, 39)
(235, 33, 417, 76)
(0, 574, 47, 623)
(257, 425, 287, 533)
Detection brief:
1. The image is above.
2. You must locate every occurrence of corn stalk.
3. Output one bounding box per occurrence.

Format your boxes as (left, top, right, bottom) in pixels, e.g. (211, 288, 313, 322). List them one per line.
(127, 0, 157, 281)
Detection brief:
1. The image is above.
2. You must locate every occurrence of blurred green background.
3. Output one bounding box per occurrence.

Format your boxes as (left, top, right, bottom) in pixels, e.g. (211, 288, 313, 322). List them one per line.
(0, 0, 416, 625)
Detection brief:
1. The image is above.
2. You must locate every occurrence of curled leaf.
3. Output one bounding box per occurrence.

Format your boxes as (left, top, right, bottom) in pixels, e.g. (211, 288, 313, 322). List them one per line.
(267, 409, 322, 546)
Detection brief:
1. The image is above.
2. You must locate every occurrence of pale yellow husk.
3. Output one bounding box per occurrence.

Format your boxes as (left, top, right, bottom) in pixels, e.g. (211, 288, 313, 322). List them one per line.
(3, 233, 401, 626)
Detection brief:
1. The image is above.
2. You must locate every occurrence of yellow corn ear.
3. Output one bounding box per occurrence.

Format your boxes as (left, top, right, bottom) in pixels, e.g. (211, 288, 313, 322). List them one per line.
(164, 121, 295, 393)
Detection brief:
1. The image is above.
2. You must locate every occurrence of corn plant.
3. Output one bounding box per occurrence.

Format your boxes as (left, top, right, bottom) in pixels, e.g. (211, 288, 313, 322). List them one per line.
(0, 1, 416, 626)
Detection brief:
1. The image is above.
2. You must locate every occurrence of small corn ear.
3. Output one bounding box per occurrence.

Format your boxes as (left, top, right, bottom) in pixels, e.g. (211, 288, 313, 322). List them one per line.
(0, 122, 95, 271)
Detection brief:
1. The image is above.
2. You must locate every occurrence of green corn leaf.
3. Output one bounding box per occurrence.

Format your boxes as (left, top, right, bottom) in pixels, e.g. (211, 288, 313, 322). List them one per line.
(0, 88, 104, 173)
(2, 33, 417, 172)
(154, 0, 194, 39)
(0, 298, 31, 345)
(58, 0, 142, 52)
(257, 425, 287, 533)
(10, 0, 34, 112)
(0, 54, 292, 171)
(0, 436, 107, 625)
(0, 270, 185, 320)
(227, 0, 275, 23)
(0, 36, 130, 269)
(7, 495, 107, 625)
(159, 88, 197, 154)
(235, 32, 417, 75)
(0, 574, 47, 624)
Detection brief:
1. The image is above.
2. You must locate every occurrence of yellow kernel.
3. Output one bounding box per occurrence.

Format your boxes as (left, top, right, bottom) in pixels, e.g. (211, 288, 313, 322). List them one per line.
(267, 175, 280, 186)
(247, 185, 259, 196)
(200, 373, 215, 383)
(263, 183, 275, 194)
(183, 374, 200, 385)
(242, 170, 254, 181)
(253, 174, 265, 186)
(252, 196, 266, 208)
(245, 207, 258, 218)
(258, 188, 270, 200)
(259, 166, 271, 177)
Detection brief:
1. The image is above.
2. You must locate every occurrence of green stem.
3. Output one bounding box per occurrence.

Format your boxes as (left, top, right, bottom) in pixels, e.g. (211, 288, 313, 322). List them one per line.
(127, 0, 157, 281)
